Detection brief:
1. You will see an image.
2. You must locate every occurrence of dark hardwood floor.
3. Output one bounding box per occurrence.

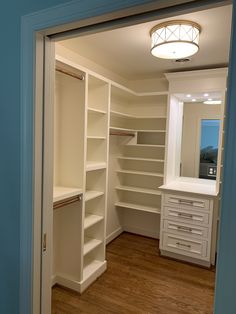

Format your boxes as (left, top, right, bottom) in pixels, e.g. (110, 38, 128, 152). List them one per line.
(52, 232, 215, 314)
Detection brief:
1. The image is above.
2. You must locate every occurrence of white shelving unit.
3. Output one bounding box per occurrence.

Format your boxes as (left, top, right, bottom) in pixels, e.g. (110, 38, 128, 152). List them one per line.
(52, 61, 109, 294)
(109, 84, 168, 238)
(81, 74, 109, 292)
(53, 54, 168, 293)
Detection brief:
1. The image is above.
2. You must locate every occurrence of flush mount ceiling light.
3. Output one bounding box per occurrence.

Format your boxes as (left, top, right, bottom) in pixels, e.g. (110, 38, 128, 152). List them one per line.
(150, 20, 201, 59)
(204, 100, 222, 105)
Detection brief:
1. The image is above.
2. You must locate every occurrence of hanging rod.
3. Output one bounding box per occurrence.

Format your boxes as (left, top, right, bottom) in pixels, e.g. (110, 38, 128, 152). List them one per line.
(56, 68, 85, 81)
(53, 194, 82, 210)
(110, 132, 135, 137)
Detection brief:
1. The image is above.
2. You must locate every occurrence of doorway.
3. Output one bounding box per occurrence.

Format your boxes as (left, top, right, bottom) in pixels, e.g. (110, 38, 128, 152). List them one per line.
(23, 1, 234, 313)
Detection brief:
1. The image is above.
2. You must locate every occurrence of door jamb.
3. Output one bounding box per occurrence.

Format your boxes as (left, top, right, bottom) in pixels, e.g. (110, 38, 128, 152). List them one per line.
(20, 1, 232, 313)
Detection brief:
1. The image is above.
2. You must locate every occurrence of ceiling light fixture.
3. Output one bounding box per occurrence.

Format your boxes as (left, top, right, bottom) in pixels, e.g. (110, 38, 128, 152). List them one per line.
(192, 98, 196, 102)
(204, 100, 222, 105)
(150, 20, 201, 59)
(204, 93, 209, 97)
(186, 94, 191, 98)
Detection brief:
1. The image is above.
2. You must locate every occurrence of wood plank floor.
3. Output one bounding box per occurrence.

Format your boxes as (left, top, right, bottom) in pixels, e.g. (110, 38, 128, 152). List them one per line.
(52, 232, 215, 314)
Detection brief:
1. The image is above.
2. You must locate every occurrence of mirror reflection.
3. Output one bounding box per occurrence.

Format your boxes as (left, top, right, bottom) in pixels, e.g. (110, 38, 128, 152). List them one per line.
(176, 92, 222, 180)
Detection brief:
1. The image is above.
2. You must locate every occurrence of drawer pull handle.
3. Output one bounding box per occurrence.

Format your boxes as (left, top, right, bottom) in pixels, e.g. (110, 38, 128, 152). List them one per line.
(178, 213, 193, 219)
(176, 242, 191, 249)
(177, 226, 193, 232)
(179, 199, 194, 205)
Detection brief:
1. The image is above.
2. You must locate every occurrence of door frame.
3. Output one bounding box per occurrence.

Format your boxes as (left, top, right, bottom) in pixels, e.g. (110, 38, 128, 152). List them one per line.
(20, 1, 234, 313)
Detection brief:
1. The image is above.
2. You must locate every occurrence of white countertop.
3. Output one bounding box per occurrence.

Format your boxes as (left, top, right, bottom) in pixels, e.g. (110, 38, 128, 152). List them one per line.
(159, 177, 218, 196)
(53, 186, 83, 203)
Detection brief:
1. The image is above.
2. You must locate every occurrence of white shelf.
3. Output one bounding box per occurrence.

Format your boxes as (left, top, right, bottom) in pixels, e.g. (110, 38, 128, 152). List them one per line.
(115, 201, 160, 214)
(84, 214, 103, 229)
(53, 186, 83, 203)
(116, 185, 162, 195)
(125, 144, 165, 148)
(85, 190, 104, 202)
(83, 260, 105, 280)
(137, 130, 166, 133)
(86, 161, 107, 171)
(117, 169, 164, 177)
(110, 110, 167, 119)
(117, 156, 164, 162)
(110, 126, 136, 133)
(87, 136, 106, 140)
(88, 107, 106, 114)
(83, 238, 103, 256)
(110, 126, 166, 133)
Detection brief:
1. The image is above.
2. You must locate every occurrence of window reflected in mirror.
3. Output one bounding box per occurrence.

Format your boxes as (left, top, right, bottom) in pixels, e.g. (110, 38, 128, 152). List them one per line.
(199, 119, 220, 180)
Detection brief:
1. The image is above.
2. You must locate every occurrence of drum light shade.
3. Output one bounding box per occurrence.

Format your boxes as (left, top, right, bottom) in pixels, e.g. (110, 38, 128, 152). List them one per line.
(150, 20, 201, 59)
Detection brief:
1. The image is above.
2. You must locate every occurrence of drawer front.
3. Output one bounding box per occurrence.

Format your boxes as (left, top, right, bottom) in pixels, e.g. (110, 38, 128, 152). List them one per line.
(164, 194, 210, 211)
(163, 219, 209, 239)
(163, 206, 209, 226)
(162, 233, 208, 259)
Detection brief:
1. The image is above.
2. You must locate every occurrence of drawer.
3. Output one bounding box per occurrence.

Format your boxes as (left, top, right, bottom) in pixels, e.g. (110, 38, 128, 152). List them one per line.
(163, 206, 209, 226)
(163, 219, 209, 239)
(162, 232, 208, 259)
(164, 194, 210, 211)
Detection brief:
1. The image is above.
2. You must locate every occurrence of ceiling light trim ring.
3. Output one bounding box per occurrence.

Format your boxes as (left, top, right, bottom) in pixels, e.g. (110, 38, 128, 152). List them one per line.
(150, 20, 201, 36)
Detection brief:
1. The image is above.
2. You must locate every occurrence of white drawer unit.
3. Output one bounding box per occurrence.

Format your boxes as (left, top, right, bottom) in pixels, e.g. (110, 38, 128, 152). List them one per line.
(160, 192, 215, 267)
(163, 219, 209, 239)
(163, 206, 210, 226)
(162, 233, 208, 259)
(164, 194, 210, 211)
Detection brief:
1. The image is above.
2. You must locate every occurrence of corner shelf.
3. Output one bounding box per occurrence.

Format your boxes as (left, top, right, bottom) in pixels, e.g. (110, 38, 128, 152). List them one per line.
(110, 110, 167, 119)
(110, 126, 166, 133)
(84, 214, 104, 229)
(83, 238, 103, 256)
(116, 185, 162, 196)
(87, 136, 106, 140)
(117, 169, 164, 177)
(115, 201, 160, 214)
(86, 161, 107, 171)
(85, 190, 104, 202)
(117, 156, 164, 163)
(88, 107, 106, 115)
(125, 144, 165, 148)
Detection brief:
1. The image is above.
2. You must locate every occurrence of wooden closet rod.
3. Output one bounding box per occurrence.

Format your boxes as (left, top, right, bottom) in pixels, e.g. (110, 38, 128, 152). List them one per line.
(53, 194, 82, 210)
(110, 132, 135, 137)
(56, 68, 85, 81)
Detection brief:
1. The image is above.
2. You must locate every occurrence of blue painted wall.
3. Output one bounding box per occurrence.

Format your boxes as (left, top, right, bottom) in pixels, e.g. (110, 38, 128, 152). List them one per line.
(0, 0, 235, 313)
(0, 1, 162, 313)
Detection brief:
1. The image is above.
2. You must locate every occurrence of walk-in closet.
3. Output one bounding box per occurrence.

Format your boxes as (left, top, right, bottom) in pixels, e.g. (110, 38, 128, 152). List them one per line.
(47, 2, 232, 313)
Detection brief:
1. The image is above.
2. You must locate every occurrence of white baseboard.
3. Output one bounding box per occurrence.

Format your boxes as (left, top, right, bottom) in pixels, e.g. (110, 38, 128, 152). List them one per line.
(106, 227, 123, 245)
(52, 261, 107, 293)
(51, 275, 57, 287)
(123, 225, 159, 239)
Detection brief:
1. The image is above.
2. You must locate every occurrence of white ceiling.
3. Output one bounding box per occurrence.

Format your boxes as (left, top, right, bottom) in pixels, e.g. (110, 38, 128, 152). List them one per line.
(60, 4, 232, 80)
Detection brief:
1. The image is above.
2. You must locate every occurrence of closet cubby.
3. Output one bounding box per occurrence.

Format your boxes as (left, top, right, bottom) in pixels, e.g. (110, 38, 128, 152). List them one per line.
(118, 158, 164, 174)
(87, 75, 109, 112)
(123, 145, 166, 160)
(86, 139, 107, 164)
(87, 111, 107, 138)
(137, 131, 166, 146)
